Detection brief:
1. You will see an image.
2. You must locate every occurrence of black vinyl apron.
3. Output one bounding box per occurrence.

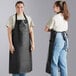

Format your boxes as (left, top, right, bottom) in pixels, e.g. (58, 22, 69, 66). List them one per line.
(46, 30, 56, 74)
(9, 14, 32, 74)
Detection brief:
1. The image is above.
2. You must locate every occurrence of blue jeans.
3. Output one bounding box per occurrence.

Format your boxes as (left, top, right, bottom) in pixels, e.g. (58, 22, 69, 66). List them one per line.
(13, 73, 25, 76)
(51, 33, 68, 76)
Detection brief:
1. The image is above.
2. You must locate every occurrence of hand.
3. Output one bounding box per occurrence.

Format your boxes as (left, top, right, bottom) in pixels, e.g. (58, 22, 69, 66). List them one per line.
(31, 43, 35, 51)
(44, 26, 49, 32)
(9, 44, 15, 54)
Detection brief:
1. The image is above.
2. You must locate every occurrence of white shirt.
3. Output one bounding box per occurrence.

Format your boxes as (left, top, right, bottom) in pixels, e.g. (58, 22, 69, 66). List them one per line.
(7, 14, 34, 29)
(47, 13, 68, 32)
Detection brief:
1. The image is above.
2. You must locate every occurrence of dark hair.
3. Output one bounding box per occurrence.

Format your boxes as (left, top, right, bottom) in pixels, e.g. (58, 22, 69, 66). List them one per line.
(54, 1, 70, 20)
(15, 1, 24, 6)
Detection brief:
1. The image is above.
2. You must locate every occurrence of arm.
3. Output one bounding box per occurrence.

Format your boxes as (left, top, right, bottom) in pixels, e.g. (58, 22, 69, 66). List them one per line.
(44, 17, 55, 32)
(44, 25, 51, 32)
(7, 26, 15, 54)
(29, 26, 35, 51)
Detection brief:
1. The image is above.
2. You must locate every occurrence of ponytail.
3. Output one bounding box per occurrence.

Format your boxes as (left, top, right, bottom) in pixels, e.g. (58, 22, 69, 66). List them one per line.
(54, 1, 70, 20)
(62, 1, 70, 20)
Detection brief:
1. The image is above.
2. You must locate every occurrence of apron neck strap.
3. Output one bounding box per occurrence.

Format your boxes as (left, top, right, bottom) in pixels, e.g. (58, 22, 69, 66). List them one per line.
(15, 13, 27, 20)
(15, 13, 17, 21)
(15, 13, 28, 25)
(23, 13, 27, 19)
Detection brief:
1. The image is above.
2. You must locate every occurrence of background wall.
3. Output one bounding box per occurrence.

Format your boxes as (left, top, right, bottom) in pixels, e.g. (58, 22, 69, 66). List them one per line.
(0, 0, 75, 76)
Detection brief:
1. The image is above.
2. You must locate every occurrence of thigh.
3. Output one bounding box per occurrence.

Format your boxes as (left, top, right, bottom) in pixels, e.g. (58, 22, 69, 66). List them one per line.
(59, 50, 67, 68)
(52, 33, 65, 64)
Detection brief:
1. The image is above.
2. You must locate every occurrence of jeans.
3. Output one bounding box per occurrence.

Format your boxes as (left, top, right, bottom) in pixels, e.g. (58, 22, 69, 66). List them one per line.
(51, 33, 68, 76)
(13, 73, 25, 76)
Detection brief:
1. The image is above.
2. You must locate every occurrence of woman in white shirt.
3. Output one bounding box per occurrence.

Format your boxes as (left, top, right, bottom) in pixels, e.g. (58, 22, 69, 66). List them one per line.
(44, 1, 69, 76)
(7, 1, 35, 76)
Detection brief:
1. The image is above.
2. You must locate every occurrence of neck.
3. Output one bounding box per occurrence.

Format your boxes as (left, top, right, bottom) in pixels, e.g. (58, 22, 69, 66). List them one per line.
(17, 13, 24, 16)
(57, 11, 61, 14)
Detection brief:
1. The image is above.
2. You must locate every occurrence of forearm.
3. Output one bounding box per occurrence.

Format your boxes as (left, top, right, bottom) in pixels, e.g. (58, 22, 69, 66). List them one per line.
(29, 28, 35, 45)
(44, 26, 51, 32)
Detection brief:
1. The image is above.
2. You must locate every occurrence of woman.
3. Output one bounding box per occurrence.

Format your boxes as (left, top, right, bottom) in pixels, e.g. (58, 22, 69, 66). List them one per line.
(44, 1, 69, 76)
(7, 1, 35, 76)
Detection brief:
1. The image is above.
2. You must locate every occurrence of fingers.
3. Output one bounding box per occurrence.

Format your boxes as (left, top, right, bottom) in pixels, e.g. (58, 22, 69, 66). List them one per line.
(10, 50, 14, 54)
(9, 45, 15, 54)
(31, 45, 35, 51)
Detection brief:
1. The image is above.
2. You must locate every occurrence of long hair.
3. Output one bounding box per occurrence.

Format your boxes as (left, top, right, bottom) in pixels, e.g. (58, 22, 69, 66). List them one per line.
(54, 1, 70, 20)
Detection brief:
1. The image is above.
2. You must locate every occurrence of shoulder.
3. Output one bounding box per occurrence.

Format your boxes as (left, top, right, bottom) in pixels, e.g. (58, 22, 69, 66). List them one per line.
(26, 15, 32, 21)
(53, 13, 64, 21)
(26, 15, 33, 24)
(8, 14, 16, 21)
(26, 15, 34, 27)
(53, 14, 60, 19)
(9, 14, 15, 18)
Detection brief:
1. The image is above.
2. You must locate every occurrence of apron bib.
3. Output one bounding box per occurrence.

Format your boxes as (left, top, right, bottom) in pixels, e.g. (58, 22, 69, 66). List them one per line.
(9, 14, 32, 74)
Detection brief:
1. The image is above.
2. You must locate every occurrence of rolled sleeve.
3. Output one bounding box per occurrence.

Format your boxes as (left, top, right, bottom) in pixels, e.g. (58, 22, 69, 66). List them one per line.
(46, 17, 55, 29)
(30, 19, 35, 27)
(27, 16, 35, 28)
(7, 16, 13, 29)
